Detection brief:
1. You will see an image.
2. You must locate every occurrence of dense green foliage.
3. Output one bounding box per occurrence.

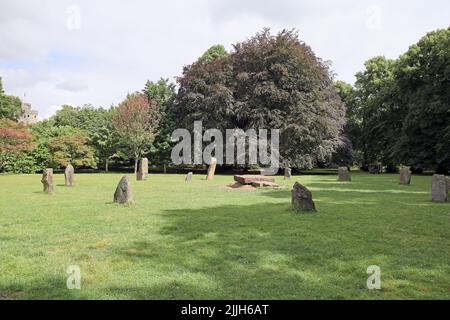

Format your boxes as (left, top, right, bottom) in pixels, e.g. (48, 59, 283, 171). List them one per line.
(197, 44, 229, 64)
(144, 79, 177, 170)
(0, 77, 22, 121)
(334, 27, 450, 173)
(395, 28, 450, 173)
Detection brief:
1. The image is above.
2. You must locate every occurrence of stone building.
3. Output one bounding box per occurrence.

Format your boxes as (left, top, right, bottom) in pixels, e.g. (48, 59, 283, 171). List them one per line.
(19, 101, 39, 125)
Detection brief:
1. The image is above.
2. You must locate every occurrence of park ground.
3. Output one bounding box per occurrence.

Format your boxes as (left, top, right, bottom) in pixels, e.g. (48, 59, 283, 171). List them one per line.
(0, 172, 449, 300)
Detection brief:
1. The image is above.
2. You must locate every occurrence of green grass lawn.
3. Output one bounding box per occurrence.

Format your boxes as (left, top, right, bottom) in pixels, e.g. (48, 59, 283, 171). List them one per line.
(0, 172, 449, 300)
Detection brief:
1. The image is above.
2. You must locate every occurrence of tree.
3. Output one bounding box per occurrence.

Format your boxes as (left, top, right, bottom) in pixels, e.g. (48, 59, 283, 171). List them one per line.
(144, 78, 176, 172)
(0, 78, 22, 121)
(53, 104, 111, 132)
(197, 44, 228, 64)
(51, 105, 120, 171)
(0, 119, 33, 153)
(333, 81, 359, 167)
(175, 29, 346, 169)
(346, 57, 403, 170)
(30, 120, 88, 170)
(112, 93, 160, 173)
(48, 134, 97, 168)
(0, 119, 34, 172)
(91, 120, 119, 172)
(395, 27, 450, 173)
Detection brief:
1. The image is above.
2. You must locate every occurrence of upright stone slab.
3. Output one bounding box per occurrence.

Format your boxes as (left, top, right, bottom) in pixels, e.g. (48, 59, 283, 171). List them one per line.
(291, 182, 316, 212)
(136, 158, 148, 181)
(206, 157, 217, 181)
(399, 167, 411, 185)
(185, 172, 193, 182)
(284, 168, 292, 180)
(431, 174, 449, 203)
(448, 176, 450, 190)
(114, 176, 133, 204)
(41, 168, 54, 193)
(338, 167, 351, 181)
(64, 164, 75, 186)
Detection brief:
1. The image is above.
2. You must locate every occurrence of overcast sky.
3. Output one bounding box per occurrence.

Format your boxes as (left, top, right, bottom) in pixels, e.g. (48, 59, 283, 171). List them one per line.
(1, 0, 449, 119)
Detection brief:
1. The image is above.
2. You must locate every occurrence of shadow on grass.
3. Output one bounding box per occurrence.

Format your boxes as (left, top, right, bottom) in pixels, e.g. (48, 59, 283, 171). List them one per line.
(3, 194, 447, 299)
(104, 200, 450, 300)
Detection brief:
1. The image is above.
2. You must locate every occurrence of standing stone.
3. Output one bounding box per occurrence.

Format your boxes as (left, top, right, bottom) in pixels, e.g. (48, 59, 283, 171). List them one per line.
(185, 172, 193, 182)
(136, 158, 148, 181)
(206, 157, 217, 181)
(41, 168, 54, 193)
(291, 182, 316, 212)
(399, 167, 411, 185)
(431, 174, 449, 203)
(284, 168, 292, 180)
(64, 163, 75, 186)
(338, 167, 351, 181)
(369, 164, 382, 174)
(448, 176, 450, 190)
(114, 176, 133, 204)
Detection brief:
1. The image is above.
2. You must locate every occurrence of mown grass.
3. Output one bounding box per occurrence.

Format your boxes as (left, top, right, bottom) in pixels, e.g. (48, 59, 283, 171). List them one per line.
(0, 172, 449, 299)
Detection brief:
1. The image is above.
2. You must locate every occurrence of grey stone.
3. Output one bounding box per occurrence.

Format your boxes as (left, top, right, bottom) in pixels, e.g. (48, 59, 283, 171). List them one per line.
(284, 168, 292, 180)
(41, 168, 54, 193)
(234, 175, 275, 185)
(251, 181, 281, 188)
(399, 167, 411, 185)
(431, 174, 449, 203)
(114, 176, 133, 204)
(291, 182, 316, 212)
(185, 172, 193, 182)
(206, 157, 217, 181)
(338, 167, 351, 181)
(136, 158, 148, 181)
(64, 164, 75, 186)
(447, 177, 450, 197)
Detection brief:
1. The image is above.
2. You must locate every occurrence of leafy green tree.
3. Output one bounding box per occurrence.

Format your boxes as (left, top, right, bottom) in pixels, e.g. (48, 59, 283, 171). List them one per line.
(197, 44, 228, 64)
(30, 120, 89, 170)
(0, 78, 22, 121)
(48, 134, 97, 168)
(395, 27, 450, 173)
(352, 57, 402, 170)
(51, 105, 119, 171)
(91, 119, 119, 172)
(53, 105, 110, 133)
(144, 78, 176, 172)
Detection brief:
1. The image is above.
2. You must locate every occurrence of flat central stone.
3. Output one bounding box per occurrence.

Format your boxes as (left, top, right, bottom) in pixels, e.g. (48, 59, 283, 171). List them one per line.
(234, 175, 275, 185)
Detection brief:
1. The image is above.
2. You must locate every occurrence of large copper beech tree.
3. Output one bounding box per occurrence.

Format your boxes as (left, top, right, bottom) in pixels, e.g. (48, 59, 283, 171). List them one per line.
(175, 29, 346, 169)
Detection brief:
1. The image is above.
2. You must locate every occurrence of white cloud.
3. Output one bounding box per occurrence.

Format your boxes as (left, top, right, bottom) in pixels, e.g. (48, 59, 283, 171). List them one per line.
(55, 80, 88, 92)
(0, 0, 449, 119)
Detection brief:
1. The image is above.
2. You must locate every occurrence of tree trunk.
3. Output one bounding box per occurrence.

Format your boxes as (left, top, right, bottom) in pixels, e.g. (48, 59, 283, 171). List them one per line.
(163, 163, 167, 174)
(134, 158, 138, 174)
(105, 158, 109, 172)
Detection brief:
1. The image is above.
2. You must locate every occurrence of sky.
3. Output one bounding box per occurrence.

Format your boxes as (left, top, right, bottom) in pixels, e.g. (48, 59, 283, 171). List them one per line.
(0, 0, 449, 119)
